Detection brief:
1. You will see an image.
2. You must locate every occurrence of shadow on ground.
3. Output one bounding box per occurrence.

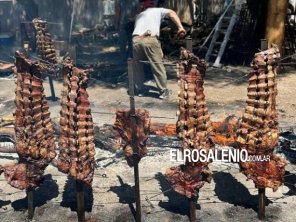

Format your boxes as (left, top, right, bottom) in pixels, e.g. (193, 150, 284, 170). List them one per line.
(0, 200, 11, 209)
(11, 174, 59, 211)
(108, 175, 136, 221)
(155, 172, 200, 217)
(283, 171, 296, 196)
(61, 176, 93, 212)
(213, 171, 272, 211)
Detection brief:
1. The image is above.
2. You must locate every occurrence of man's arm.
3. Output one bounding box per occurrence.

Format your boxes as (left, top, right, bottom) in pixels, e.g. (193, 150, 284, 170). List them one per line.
(167, 9, 186, 37)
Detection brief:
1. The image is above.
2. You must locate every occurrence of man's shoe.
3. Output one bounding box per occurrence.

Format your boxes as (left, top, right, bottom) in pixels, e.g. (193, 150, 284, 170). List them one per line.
(127, 87, 149, 96)
(159, 89, 172, 99)
(137, 88, 149, 97)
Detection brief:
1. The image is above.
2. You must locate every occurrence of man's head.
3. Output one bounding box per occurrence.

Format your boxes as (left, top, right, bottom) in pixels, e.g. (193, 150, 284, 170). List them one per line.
(139, 1, 155, 11)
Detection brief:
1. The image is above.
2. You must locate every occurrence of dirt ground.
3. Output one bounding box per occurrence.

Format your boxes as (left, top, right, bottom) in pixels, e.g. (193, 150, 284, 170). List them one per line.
(0, 56, 296, 222)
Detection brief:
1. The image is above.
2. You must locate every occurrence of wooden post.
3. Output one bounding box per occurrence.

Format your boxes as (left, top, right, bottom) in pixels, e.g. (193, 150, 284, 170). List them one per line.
(265, 0, 288, 52)
(26, 188, 34, 220)
(257, 39, 267, 221)
(48, 76, 58, 101)
(186, 37, 193, 52)
(128, 58, 142, 222)
(260, 39, 268, 51)
(189, 195, 198, 222)
(76, 180, 85, 222)
(258, 188, 266, 220)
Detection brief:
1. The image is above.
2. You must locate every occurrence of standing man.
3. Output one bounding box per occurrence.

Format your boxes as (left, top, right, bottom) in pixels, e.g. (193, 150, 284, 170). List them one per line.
(115, 0, 140, 60)
(132, 1, 186, 99)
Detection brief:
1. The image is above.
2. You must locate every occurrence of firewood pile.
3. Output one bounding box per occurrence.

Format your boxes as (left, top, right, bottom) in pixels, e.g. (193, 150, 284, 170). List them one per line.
(236, 45, 287, 191)
(165, 48, 213, 198)
(0, 51, 56, 190)
(57, 57, 95, 185)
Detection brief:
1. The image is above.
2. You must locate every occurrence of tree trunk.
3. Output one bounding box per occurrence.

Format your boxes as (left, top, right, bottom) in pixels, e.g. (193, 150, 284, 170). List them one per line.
(265, 0, 288, 52)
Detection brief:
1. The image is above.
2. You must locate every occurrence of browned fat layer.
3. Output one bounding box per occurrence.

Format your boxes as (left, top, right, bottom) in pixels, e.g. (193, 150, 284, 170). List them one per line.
(47, 55, 57, 60)
(33, 112, 50, 122)
(60, 106, 69, 113)
(18, 98, 47, 108)
(248, 72, 275, 80)
(245, 106, 274, 117)
(242, 113, 264, 125)
(178, 129, 197, 139)
(69, 93, 78, 101)
(177, 107, 208, 119)
(177, 111, 209, 124)
(32, 105, 43, 114)
(43, 49, 56, 53)
(238, 121, 265, 133)
(34, 118, 52, 131)
(247, 82, 275, 90)
(179, 98, 207, 108)
(179, 81, 204, 93)
(70, 74, 80, 82)
(77, 106, 91, 113)
(188, 114, 210, 123)
(68, 128, 94, 137)
(20, 90, 43, 98)
(76, 113, 92, 121)
(246, 98, 270, 107)
(249, 78, 275, 86)
(77, 99, 91, 106)
(179, 100, 207, 109)
(178, 90, 196, 98)
(253, 56, 279, 66)
(247, 91, 273, 98)
(60, 117, 69, 126)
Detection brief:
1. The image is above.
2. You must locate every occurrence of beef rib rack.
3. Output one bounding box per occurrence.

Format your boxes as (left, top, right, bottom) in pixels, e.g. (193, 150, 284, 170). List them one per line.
(165, 48, 213, 198)
(57, 57, 95, 185)
(0, 51, 56, 190)
(236, 45, 287, 191)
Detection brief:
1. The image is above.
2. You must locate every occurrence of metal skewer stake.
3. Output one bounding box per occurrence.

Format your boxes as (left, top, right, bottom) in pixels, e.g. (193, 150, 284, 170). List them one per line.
(186, 37, 193, 52)
(189, 195, 197, 222)
(258, 188, 266, 220)
(257, 40, 267, 221)
(76, 180, 85, 222)
(128, 58, 142, 222)
(26, 188, 34, 219)
(48, 76, 58, 101)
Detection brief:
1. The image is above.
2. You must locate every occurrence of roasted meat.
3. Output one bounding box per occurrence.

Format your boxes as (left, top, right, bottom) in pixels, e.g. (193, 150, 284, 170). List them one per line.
(0, 51, 56, 190)
(32, 18, 58, 75)
(165, 48, 213, 198)
(114, 109, 150, 167)
(236, 45, 287, 191)
(57, 57, 95, 185)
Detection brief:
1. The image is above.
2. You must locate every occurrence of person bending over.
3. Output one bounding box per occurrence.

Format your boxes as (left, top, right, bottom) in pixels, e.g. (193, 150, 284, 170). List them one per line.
(132, 1, 185, 99)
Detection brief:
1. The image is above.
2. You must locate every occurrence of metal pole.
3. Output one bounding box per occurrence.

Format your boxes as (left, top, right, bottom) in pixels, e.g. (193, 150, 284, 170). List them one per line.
(260, 39, 268, 51)
(26, 188, 34, 220)
(258, 188, 266, 220)
(189, 195, 197, 222)
(69, 0, 76, 43)
(186, 37, 193, 52)
(128, 58, 142, 222)
(76, 180, 85, 222)
(48, 76, 57, 101)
